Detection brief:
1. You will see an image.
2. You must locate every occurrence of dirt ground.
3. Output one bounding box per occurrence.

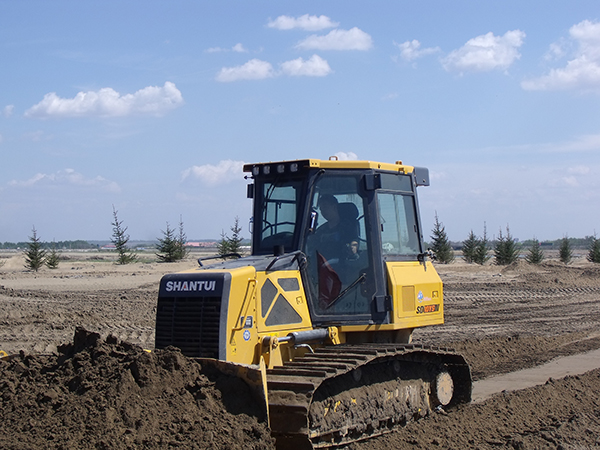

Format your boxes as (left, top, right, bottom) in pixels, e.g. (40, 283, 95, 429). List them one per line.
(1, 251, 600, 449)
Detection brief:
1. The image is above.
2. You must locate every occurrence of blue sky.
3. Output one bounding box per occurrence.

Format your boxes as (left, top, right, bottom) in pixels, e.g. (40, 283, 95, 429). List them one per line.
(1, 1, 600, 243)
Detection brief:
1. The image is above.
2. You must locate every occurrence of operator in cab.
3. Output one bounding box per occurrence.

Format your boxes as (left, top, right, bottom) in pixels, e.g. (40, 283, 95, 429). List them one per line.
(312, 194, 358, 264)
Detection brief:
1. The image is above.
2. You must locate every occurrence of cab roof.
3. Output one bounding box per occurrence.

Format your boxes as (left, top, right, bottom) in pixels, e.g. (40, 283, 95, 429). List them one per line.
(243, 158, 415, 174)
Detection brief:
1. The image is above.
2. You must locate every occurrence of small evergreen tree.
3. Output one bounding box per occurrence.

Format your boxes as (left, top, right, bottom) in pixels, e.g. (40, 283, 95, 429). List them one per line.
(227, 216, 244, 256)
(217, 217, 245, 259)
(156, 222, 179, 262)
(587, 233, 600, 264)
(494, 225, 520, 265)
(111, 206, 136, 265)
(559, 236, 573, 265)
(525, 237, 544, 265)
(176, 216, 189, 261)
(156, 217, 188, 263)
(217, 229, 230, 258)
(473, 223, 491, 265)
(45, 241, 60, 269)
(430, 212, 454, 264)
(462, 230, 478, 263)
(24, 226, 46, 271)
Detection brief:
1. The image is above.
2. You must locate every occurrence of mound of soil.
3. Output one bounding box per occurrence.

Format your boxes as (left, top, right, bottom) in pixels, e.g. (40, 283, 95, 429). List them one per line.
(0, 328, 274, 450)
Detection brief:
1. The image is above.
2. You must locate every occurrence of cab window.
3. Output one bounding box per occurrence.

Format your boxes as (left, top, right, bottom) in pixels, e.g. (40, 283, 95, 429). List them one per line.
(377, 192, 421, 256)
(256, 179, 303, 253)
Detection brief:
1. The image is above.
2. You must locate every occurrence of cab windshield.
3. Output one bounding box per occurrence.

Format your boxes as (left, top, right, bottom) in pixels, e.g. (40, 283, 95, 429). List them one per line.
(254, 178, 304, 254)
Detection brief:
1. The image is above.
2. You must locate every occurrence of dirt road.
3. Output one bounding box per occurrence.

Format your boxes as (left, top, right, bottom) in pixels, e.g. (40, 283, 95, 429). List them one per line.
(1, 252, 600, 449)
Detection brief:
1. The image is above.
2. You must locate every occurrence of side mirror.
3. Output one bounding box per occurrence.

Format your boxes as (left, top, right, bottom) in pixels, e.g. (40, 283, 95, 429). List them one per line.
(413, 167, 430, 187)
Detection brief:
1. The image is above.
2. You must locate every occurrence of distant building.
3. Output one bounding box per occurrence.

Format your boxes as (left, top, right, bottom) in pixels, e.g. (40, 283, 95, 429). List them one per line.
(185, 242, 217, 248)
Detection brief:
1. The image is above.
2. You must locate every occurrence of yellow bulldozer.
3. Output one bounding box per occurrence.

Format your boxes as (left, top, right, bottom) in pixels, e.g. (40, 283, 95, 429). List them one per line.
(155, 158, 471, 448)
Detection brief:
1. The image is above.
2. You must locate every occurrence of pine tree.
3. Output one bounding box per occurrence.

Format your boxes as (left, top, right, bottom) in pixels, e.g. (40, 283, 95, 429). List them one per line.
(45, 241, 60, 269)
(587, 233, 600, 264)
(156, 222, 180, 262)
(111, 206, 136, 265)
(227, 216, 244, 256)
(217, 229, 230, 258)
(217, 217, 245, 259)
(494, 225, 520, 265)
(559, 236, 572, 265)
(473, 223, 491, 265)
(525, 237, 544, 265)
(462, 230, 478, 263)
(430, 212, 454, 264)
(176, 216, 189, 261)
(24, 226, 46, 271)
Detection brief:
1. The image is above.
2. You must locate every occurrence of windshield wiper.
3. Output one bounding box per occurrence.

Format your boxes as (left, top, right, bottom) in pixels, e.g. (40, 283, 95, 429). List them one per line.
(323, 272, 367, 310)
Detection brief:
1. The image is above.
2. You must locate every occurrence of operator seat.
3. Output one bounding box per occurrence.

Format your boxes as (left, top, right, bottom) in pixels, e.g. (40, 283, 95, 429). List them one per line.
(338, 202, 360, 243)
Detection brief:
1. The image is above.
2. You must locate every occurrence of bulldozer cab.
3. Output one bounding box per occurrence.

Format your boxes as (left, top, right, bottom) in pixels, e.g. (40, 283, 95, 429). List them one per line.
(244, 159, 429, 327)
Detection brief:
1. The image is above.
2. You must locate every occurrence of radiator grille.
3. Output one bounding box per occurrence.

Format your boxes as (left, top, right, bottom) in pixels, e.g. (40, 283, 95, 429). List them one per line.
(155, 296, 222, 358)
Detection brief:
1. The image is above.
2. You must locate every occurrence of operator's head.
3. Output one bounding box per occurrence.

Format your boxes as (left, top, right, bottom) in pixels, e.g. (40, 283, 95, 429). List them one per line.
(318, 194, 339, 222)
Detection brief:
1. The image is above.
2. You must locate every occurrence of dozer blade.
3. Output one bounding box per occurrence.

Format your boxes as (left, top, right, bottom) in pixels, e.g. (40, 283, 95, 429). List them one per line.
(193, 357, 270, 425)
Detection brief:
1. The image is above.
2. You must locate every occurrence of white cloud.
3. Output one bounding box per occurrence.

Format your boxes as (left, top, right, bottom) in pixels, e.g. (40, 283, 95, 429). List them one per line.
(181, 160, 245, 186)
(206, 43, 248, 53)
(442, 30, 525, 73)
(216, 59, 276, 82)
(24, 82, 183, 119)
(571, 19, 600, 59)
(522, 20, 600, 91)
(280, 54, 332, 77)
(217, 56, 333, 81)
(394, 40, 440, 61)
(553, 165, 591, 188)
(567, 165, 591, 175)
(555, 133, 600, 153)
(8, 169, 120, 193)
(296, 27, 373, 51)
(267, 14, 339, 31)
(333, 152, 358, 160)
(232, 43, 248, 53)
(3, 105, 14, 117)
(544, 40, 568, 61)
(562, 176, 580, 188)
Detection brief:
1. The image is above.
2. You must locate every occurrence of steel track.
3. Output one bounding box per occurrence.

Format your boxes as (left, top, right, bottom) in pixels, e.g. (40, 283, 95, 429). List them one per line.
(266, 344, 472, 449)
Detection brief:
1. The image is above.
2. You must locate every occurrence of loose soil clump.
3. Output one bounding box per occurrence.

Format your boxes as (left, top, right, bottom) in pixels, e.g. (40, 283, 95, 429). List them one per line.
(0, 328, 274, 450)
